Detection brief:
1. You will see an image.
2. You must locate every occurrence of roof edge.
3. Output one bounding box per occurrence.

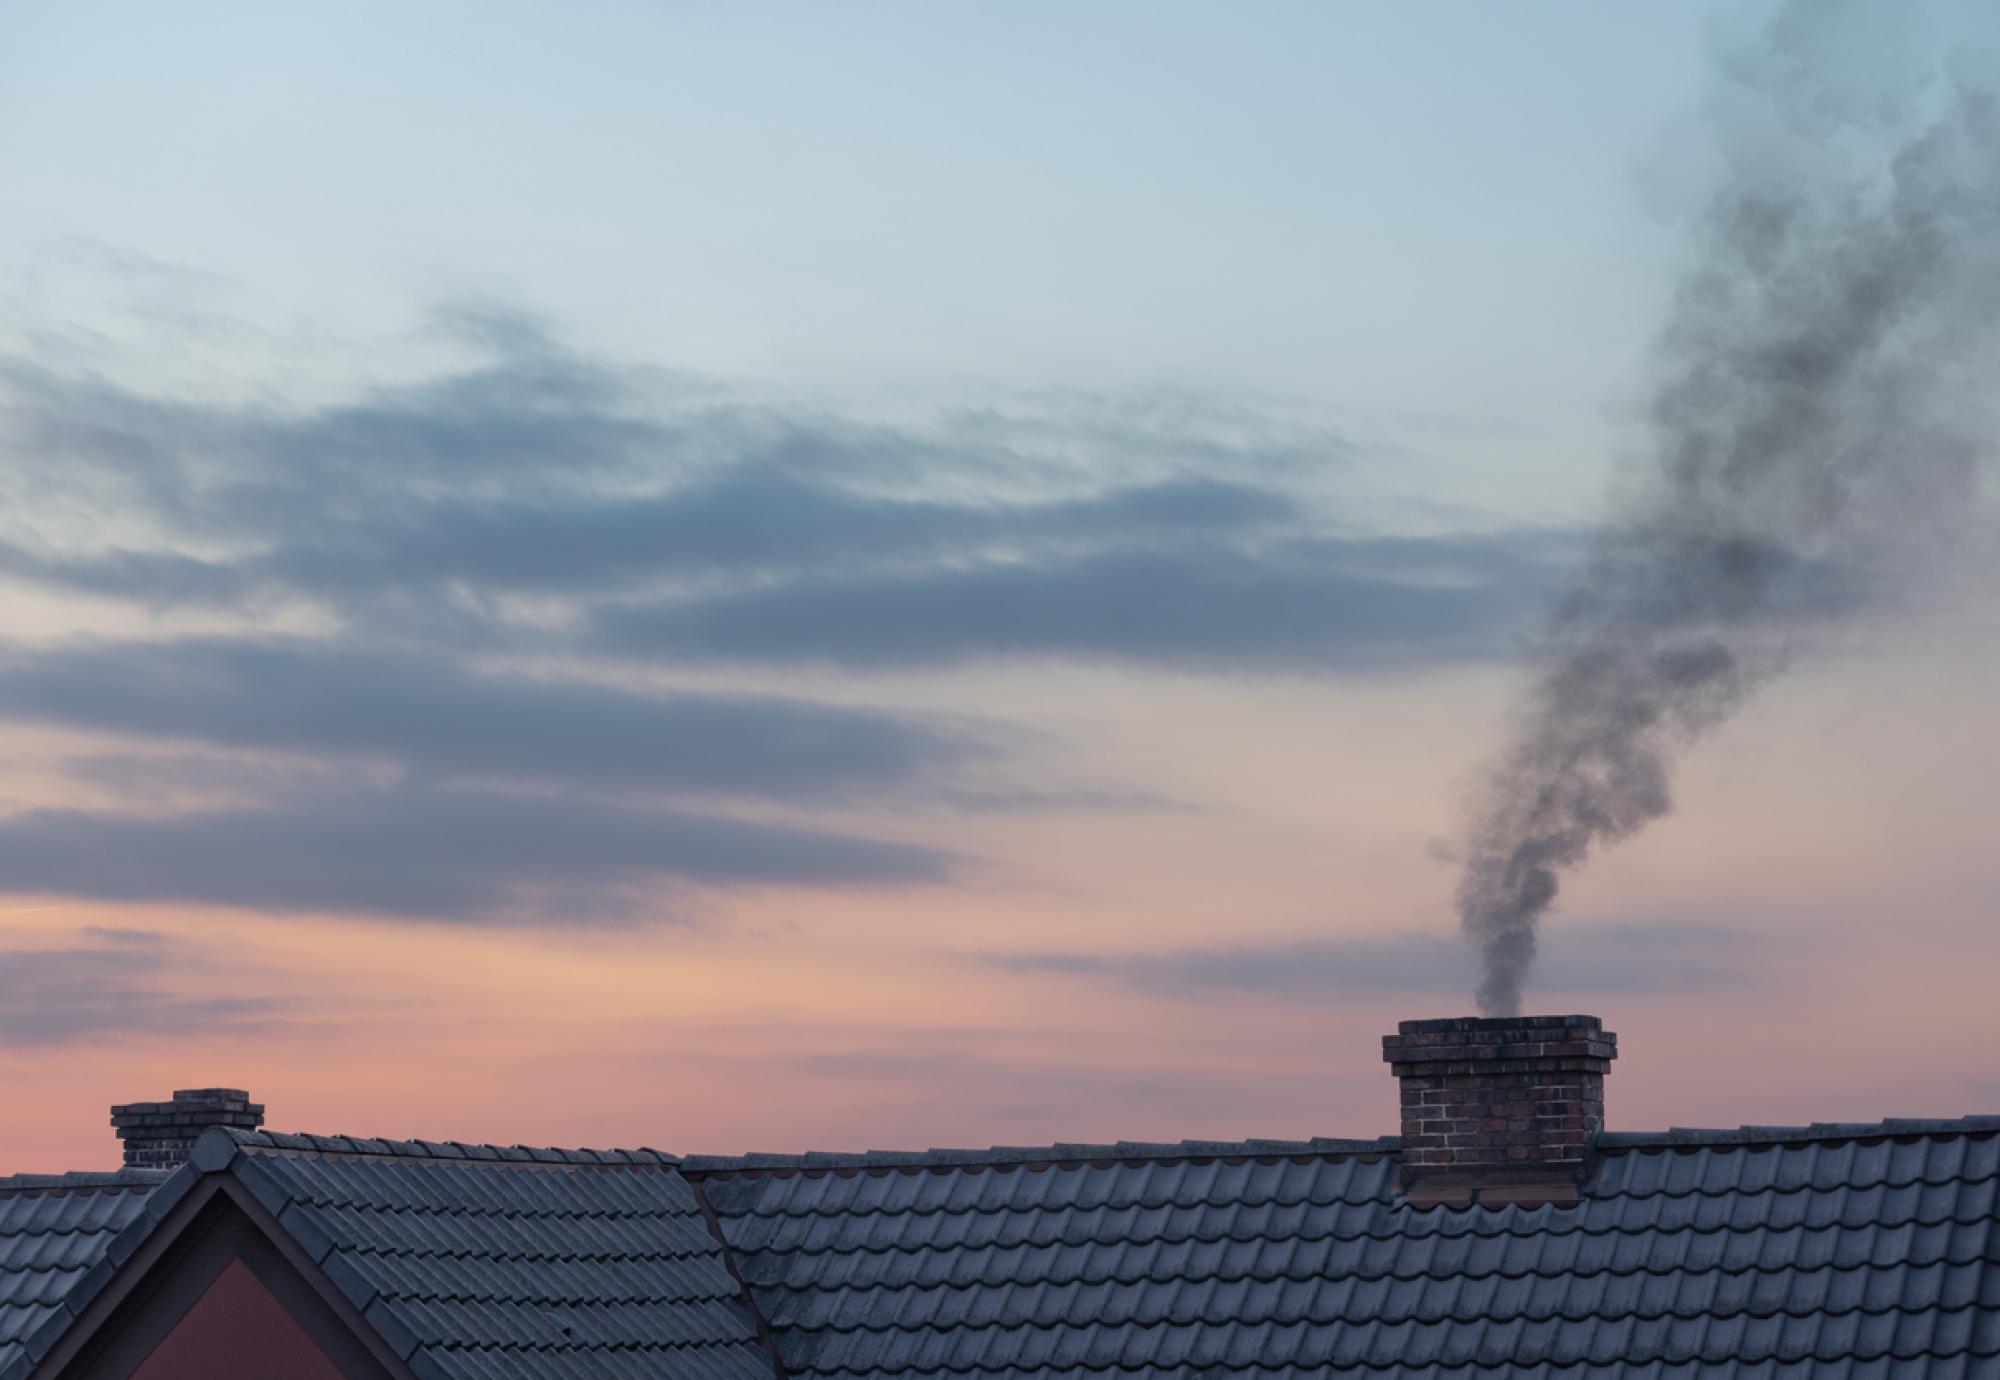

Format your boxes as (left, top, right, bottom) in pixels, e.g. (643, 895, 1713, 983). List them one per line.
(680, 1135, 1401, 1175)
(212, 1126, 681, 1167)
(0, 1169, 171, 1197)
(1598, 1115, 2000, 1150)
(137, 1114, 2000, 1174)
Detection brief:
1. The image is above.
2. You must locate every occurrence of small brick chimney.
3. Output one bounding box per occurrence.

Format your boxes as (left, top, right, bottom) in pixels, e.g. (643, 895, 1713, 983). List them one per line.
(109, 1088, 264, 1169)
(1383, 1014, 1616, 1206)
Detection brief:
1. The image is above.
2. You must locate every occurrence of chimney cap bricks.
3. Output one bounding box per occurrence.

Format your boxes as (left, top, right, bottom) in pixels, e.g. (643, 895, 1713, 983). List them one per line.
(109, 1088, 264, 1170)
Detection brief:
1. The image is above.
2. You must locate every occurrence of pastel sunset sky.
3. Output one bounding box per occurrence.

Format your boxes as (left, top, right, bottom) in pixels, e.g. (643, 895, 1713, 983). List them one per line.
(3, 0, 1997, 1172)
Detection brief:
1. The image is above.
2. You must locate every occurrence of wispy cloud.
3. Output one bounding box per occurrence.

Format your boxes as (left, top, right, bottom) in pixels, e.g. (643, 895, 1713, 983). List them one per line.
(0, 295, 1588, 926)
(589, 538, 1560, 671)
(0, 928, 279, 1045)
(0, 636, 980, 800)
(985, 921, 1771, 1002)
(0, 781, 955, 923)
(0, 303, 1577, 674)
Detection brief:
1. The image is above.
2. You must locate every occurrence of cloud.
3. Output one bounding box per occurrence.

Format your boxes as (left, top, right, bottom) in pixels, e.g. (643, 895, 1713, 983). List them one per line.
(589, 538, 1561, 671)
(0, 928, 278, 1045)
(986, 921, 1769, 1001)
(0, 295, 1596, 927)
(0, 636, 977, 799)
(239, 471, 1301, 602)
(0, 301, 1590, 678)
(0, 316, 1317, 606)
(0, 463, 1306, 613)
(0, 781, 953, 922)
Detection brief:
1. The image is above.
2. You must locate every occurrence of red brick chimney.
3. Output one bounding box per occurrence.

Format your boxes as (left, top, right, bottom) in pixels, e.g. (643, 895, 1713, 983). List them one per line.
(109, 1089, 264, 1169)
(1383, 1014, 1616, 1207)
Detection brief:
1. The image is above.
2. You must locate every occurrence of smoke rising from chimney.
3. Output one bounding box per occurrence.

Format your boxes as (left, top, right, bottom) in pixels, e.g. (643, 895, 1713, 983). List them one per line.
(1458, 0, 2000, 1017)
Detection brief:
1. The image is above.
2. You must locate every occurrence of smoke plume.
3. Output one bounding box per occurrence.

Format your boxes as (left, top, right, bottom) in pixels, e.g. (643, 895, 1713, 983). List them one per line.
(1459, 0, 2000, 1016)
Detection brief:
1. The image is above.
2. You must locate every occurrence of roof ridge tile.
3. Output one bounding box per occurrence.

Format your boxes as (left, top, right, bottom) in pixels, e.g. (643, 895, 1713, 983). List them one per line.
(217, 1128, 684, 1167)
(0, 1171, 170, 1197)
(681, 1136, 1399, 1177)
(1599, 1116, 2000, 1151)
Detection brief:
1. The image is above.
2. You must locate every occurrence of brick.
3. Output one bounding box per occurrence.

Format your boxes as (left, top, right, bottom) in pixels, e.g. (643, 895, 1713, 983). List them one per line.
(109, 1086, 263, 1169)
(1385, 1014, 1614, 1192)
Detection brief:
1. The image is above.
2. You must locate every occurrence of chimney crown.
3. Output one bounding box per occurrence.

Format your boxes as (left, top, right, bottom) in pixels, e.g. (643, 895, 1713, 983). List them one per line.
(1384, 1014, 1616, 1205)
(109, 1088, 264, 1170)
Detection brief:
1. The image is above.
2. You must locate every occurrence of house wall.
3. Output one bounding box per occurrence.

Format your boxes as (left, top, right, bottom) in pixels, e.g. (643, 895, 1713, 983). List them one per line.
(128, 1258, 342, 1380)
(55, 1194, 395, 1380)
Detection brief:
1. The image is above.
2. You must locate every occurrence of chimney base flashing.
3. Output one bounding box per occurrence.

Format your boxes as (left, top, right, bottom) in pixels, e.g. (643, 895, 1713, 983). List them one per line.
(1400, 1170, 1583, 1210)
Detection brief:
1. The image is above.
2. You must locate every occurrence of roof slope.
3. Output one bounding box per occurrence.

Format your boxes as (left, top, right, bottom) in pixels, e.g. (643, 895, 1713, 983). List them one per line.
(207, 1129, 778, 1380)
(689, 1121, 2000, 1379)
(0, 1171, 167, 1375)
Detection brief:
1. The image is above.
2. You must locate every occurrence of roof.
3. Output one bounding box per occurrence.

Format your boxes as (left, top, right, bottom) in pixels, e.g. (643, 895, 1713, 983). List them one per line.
(6, 1118, 2000, 1378)
(689, 1118, 2000, 1379)
(206, 1128, 777, 1380)
(0, 1170, 168, 1375)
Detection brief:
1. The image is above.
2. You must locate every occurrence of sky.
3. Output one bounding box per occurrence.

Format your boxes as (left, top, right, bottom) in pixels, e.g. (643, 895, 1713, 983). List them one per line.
(2, 1, 1997, 1171)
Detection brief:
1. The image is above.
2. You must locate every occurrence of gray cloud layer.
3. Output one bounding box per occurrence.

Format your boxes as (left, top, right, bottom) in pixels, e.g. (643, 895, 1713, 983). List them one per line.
(592, 540, 1556, 671)
(0, 297, 1590, 924)
(0, 308, 1572, 673)
(0, 782, 953, 922)
(0, 636, 974, 798)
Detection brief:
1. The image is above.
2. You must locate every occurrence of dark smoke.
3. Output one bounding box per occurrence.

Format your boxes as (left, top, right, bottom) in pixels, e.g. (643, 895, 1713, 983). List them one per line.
(1459, 0, 2000, 1017)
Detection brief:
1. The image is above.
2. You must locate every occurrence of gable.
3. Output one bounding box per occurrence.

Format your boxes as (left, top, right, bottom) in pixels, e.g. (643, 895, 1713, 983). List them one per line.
(128, 1260, 341, 1380)
(46, 1187, 395, 1380)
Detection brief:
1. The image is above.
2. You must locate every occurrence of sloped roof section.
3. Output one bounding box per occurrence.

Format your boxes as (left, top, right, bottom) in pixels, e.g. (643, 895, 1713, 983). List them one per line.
(0, 1170, 168, 1375)
(690, 1120, 2000, 1379)
(206, 1128, 778, 1380)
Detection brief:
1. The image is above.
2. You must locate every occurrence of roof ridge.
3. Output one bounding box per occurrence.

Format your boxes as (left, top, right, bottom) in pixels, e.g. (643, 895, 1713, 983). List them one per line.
(1599, 1115, 2000, 1150)
(193, 1113, 2000, 1170)
(0, 1169, 171, 1196)
(217, 1127, 681, 1167)
(680, 1136, 1398, 1175)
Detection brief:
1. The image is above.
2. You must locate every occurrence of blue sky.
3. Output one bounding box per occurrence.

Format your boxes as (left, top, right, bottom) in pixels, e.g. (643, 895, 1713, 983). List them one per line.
(1, 3, 1708, 507)
(2, 2, 1998, 1167)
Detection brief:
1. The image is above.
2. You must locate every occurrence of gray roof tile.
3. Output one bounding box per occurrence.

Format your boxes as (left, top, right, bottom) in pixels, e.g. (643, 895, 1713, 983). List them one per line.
(211, 1131, 775, 1378)
(0, 1170, 168, 1374)
(691, 1121, 2000, 1377)
(9, 1118, 2000, 1377)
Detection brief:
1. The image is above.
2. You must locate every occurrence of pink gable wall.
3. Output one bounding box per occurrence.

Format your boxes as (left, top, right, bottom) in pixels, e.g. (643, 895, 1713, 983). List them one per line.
(129, 1258, 346, 1380)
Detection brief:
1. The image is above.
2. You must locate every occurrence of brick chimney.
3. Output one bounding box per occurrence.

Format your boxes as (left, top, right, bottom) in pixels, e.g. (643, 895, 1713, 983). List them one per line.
(109, 1089, 264, 1169)
(1383, 1014, 1616, 1207)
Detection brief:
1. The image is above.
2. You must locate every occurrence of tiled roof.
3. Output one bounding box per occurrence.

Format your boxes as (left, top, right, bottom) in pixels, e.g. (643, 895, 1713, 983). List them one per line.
(205, 1128, 778, 1380)
(7, 1118, 2000, 1378)
(691, 1119, 2000, 1378)
(0, 1170, 169, 1375)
